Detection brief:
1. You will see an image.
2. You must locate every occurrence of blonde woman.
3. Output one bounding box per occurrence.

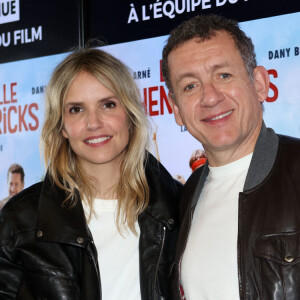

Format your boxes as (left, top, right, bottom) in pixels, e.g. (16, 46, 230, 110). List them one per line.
(0, 48, 180, 299)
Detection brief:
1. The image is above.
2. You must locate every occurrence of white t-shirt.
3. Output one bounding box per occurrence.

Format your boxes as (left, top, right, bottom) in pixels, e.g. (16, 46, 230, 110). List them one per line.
(84, 199, 141, 300)
(181, 153, 253, 300)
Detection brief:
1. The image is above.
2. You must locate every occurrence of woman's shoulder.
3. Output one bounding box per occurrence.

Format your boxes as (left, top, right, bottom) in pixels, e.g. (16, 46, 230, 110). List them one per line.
(145, 153, 181, 204)
(141, 153, 181, 232)
(146, 152, 180, 187)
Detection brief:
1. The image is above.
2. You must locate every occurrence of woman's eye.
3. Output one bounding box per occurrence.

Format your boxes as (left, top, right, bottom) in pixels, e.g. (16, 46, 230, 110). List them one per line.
(69, 106, 83, 114)
(103, 101, 116, 109)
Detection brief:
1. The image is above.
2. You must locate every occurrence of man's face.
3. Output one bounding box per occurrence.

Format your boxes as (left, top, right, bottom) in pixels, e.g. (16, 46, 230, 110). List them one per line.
(167, 31, 269, 165)
(8, 172, 24, 197)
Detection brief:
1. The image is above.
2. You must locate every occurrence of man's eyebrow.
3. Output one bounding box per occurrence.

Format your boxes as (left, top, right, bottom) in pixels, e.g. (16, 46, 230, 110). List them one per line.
(175, 63, 231, 83)
(211, 62, 230, 72)
(175, 72, 198, 84)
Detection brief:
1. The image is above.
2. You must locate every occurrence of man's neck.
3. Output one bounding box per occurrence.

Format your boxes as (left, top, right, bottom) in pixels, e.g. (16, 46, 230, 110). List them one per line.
(205, 123, 262, 167)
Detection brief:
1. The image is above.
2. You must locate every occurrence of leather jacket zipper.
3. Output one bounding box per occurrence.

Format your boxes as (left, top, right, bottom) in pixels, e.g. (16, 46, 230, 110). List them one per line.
(177, 208, 194, 300)
(90, 240, 102, 299)
(154, 225, 166, 297)
(237, 193, 243, 299)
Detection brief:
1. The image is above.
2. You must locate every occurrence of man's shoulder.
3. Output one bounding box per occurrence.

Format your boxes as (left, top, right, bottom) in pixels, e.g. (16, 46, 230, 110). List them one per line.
(276, 134, 300, 165)
(277, 134, 300, 157)
(278, 134, 300, 145)
(0, 196, 9, 209)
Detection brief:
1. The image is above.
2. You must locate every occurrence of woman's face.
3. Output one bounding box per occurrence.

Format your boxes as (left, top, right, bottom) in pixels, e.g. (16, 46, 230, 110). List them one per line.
(62, 71, 130, 172)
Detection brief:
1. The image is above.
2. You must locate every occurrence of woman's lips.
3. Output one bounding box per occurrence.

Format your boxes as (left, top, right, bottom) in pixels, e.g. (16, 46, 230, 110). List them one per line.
(84, 135, 111, 145)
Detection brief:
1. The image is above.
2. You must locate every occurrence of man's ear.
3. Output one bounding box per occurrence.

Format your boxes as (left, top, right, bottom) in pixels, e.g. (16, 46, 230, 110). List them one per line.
(168, 91, 184, 126)
(253, 66, 270, 103)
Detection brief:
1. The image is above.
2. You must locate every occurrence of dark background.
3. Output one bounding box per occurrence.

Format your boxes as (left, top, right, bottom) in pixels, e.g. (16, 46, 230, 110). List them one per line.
(0, 0, 299, 63)
(86, 0, 300, 44)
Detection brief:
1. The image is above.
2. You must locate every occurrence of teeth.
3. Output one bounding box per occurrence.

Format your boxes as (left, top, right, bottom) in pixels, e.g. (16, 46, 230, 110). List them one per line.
(210, 110, 233, 121)
(86, 136, 110, 144)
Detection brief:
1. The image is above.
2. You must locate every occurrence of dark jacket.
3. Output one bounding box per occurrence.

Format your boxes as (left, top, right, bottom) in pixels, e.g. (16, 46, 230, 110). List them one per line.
(0, 153, 181, 300)
(171, 123, 300, 300)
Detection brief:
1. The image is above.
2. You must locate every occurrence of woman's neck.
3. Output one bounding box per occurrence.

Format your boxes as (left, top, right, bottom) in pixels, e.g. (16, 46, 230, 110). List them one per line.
(82, 161, 121, 200)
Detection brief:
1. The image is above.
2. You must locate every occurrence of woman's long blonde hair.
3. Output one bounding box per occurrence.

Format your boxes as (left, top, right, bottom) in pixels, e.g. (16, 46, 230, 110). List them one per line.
(40, 48, 149, 233)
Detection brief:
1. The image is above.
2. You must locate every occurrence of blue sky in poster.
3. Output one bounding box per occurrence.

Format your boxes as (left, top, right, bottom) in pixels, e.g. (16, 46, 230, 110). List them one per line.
(240, 14, 300, 138)
(0, 53, 68, 199)
(0, 12, 299, 198)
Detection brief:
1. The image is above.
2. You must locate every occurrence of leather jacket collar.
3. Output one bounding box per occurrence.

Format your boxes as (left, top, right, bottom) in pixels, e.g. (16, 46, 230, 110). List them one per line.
(36, 152, 179, 246)
(36, 175, 91, 247)
(190, 121, 279, 209)
(244, 121, 279, 191)
(144, 152, 179, 231)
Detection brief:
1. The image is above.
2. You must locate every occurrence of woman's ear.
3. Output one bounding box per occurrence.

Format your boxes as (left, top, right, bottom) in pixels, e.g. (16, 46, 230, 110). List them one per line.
(253, 66, 270, 103)
(62, 128, 68, 139)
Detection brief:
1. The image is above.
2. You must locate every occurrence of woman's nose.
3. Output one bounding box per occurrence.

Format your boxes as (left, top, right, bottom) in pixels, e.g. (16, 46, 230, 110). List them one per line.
(86, 111, 103, 130)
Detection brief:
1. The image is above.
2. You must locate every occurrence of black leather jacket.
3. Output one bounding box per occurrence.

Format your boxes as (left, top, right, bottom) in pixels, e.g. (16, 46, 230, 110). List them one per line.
(0, 153, 180, 300)
(171, 123, 300, 299)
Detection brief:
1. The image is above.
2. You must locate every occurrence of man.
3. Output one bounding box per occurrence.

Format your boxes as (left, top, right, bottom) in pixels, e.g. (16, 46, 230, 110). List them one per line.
(162, 14, 300, 299)
(0, 163, 25, 210)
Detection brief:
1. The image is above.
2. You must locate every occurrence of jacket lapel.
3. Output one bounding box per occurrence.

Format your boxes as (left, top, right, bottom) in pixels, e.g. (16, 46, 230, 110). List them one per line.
(36, 174, 91, 247)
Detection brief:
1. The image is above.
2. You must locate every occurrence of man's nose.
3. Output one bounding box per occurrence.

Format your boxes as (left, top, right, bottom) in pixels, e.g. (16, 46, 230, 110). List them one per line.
(11, 185, 18, 192)
(200, 82, 224, 107)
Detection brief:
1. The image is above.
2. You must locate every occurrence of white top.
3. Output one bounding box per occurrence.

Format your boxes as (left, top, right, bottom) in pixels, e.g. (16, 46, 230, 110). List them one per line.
(84, 199, 141, 300)
(181, 153, 253, 300)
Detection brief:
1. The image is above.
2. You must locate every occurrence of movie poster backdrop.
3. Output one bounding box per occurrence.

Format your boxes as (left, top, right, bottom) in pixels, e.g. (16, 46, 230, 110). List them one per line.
(0, 0, 299, 198)
(101, 12, 300, 183)
(0, 0, 80, 198)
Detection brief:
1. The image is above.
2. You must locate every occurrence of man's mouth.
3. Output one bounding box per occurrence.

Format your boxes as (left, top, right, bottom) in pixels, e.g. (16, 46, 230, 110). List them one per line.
(205, 110, 233, 121)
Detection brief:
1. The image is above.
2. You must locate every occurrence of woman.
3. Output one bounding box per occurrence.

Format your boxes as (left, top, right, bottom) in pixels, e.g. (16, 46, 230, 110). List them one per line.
(0, 48, 180, 299)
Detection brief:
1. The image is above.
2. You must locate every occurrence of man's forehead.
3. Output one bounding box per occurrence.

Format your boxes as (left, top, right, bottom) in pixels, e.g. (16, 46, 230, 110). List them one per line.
(8, 172, 22, 181)
(170, 32, 236, 57)
(169, 39, 239, 80)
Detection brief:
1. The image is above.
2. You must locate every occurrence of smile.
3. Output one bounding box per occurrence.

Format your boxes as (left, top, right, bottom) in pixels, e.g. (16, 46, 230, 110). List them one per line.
(85, 136, 111, 144)
(206, 110, 233, 121)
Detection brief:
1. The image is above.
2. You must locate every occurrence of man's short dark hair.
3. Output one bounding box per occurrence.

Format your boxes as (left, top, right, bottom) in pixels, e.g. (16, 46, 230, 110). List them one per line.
(162, 14, 257, 92)
(7, 163, 25, 183)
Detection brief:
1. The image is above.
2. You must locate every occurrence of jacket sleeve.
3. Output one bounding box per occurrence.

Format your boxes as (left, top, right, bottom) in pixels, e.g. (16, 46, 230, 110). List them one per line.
(0, 211, 21, 299)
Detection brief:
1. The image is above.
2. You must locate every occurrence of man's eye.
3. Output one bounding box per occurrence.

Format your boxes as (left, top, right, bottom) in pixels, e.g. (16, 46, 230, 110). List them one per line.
(220, 73, 231, 79)
(69, 106, 83, 114)
(103, 101, 116, 109)
(184, 83, 196, 91)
